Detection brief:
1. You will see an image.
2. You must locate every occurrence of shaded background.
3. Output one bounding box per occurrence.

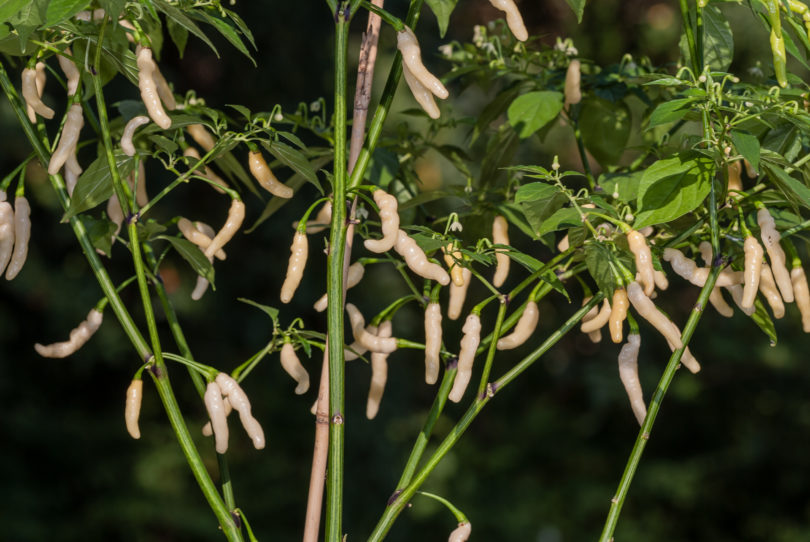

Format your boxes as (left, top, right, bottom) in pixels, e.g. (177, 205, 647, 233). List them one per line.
(2, 1, 810, 541)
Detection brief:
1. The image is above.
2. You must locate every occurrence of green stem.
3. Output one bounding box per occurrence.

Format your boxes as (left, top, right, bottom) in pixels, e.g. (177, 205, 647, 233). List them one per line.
(597, 266, 719, 541)
(679, 0, 700, 74)
(325, 9, 350, 542)
(475, 298, 506, 398)
(367, 296, 602, 541)
(572, 118, 596, 190)
(395, 363, 458, 489)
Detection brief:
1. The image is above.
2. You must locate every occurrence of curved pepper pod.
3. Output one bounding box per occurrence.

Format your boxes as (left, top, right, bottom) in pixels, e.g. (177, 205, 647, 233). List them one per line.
(22, 65, 54, 121)
(0, 192, 14, 275)
(125, 379, 143, 439)
(394, 229, 450, 285)
(6, 196, 31, 280)
(364, 189, 400, 253)
(448, 521, 472, 542)
(281, 231, 308, 303)
(187, 124, 216, 152)
(791, 265, 810, 332)
(489, 0, 528, 41)
(216, 373, 265, 450)
(48, 104, 84, 175)
(313, 261, 364, 312)
(618, 334, 645, 426)
(401, 65, 441, 118)
(627, 230, 654, 296)
(346, 303, 398, 353)
(497, 300, 539, 350)
(121, 115, 150, 157)
(34, 308, 104, 358)
(448, 267, 472, 320)
(448, 313, 482, 403)
(759, 263, 785, 319)
(280, 342, 310, 394)
(366, 320, 393, 419)
(492, 215, 510, 287)
(136, 46, 171, 129)
(757, 207, 793, 302)
(742, 236, 764, 309)
(204, 382, 230, 454)
(581, 298, 611, 334)
(443, 244, 465, 287)
(396, 27, 449, 99)
(204, 199, 245, 260)
(248, 150, 294, 198)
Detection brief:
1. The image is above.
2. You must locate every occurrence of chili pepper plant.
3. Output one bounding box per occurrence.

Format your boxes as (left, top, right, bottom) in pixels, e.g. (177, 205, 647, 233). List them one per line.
(2, 0, 810, 540)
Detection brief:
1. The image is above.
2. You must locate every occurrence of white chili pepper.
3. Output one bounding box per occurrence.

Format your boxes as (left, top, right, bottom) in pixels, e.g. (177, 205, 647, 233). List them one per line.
(187, 124, 215, 152)
(367, 321, 393, 419)
(204, 199, 245, 260)
(25, 62, 46, 123)
(627, 229, 654, 296)
(204, 381, 230, 453)
(314, 261, 364, 312)
(5, 196, 31, 280)
(727, 283, 755, 316)
(216, 373, 266, 450)
(0, 192, 14, 275)
(581, 298, 611, 333)
(743, 159, 757, 179)
(791, 264, 810, 332)
(492, 215, 510, 287)
(759, 263, 785, 319)
(202, 397, 231, 437)
(178, 218, 226, 260)
(727, 161, 743, 193)
(757, 207, 793, 302)
(48, 104, 84, 175)
(626, 282, 683, 349)
(696, 241, 733, 317)
(346, 303, 398, 353)
(497, 301, 539, 350)
(281, 231, 308, 303)
(364, 189, 400, 253)
(136, 46, 171, 129)
(34, 308, 103, 358)
(121, 115, 150, 157)
(107, 194, 124, 244)
(58, 49, 80, 96)
(280, 342, 309, 394)
(397, 27, 449, 101)
(401, 66, 441, 118)
(125, 379, 143, 439)
(557, 233, 569, 252)
(424, 302, 443, 384)
(488, 0, 528, 41)
(448, 267, 472, 320)
(653, 270, 669, 291)
(448, 313, 482, 403)
(184, 147, 228, 193)
(394, 229, 451, 285)
(564, 59, 582, 108)
(579, 296, 603, 343)
(609, 288, 629, 343)
(443, 243, 465, 287)
(64, 151, 82, 196)
(22, 64, 54, 121)
(448, 521, 472, 542)
(663, 248, 742, 287)
(152, 65, 176, 111)
(617, 333, 646, 426)
(248, 150, 294, 198)
(742, 236, 764, 309)
(345, 324, 375, 361)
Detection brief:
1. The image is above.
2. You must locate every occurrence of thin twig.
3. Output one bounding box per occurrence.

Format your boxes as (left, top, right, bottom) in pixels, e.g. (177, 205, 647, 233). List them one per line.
(302, 3, 384, 540)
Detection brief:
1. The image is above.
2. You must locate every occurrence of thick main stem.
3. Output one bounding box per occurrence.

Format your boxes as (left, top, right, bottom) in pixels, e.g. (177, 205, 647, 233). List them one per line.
(324, 11, 350, 542)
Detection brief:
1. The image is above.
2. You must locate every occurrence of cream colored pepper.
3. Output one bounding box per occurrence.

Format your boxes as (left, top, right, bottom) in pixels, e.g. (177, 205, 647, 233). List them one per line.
(280, 342, 309, 394)
(489, 0, 528, 41)
(136, 46, 171, 129)
(34, 308, 103, 358)
(48, 104, 84, 175)
(617, 334, 645, 426)
(216, 373, 265, 450)
(759, 263, 785, 319)
(0, 192, 14, 274)
(443, 243, 465, 287)
(609, 288, 629, 343)
(791, 264, 810, 332)
(397, 26, 449, 100)
(6, 196, 31, 280)
(58, 49, 80, 96)
(346, 304, 398, 353)
(22, 64, 54, 121)
(581, 298, 611, 334)
(496, 300, 539, 350)
(448, 313, 482, 403)
(364, 189, 400, 253)
(741, 236, 764, 309)
(125, 379, 143, 439)
(313, 261, 364, 312)
(627, 229, 654, 296)
(248, 150, 293, 198)
(757, 207, 793, 302)
(492, 215, 510, 287)
(280, 231, 308, 303)
(424, 302, 443, 385)
(448, 267, 472, 320)
(564, 59, 582, 108)
(204, 381, 229, 453)
(121, 115, 150, 157)
(366, 321, 393, 419)
(394, 230, 450, 285)
(204, 199, 245, 260)
(448, 521, 472, 542)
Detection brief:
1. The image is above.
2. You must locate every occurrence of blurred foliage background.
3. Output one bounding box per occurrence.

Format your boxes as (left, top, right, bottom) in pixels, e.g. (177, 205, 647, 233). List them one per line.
(2, 0, 810, 540)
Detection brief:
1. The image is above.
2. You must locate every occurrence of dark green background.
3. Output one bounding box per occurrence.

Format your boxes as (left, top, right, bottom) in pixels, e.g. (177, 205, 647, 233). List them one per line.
(2, 1, 810, 540)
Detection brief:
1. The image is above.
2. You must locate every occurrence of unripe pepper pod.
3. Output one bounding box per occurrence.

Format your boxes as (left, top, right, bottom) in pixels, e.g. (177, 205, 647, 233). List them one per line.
(125, 379, 143, 439)
(609, 288, 629, 343)
(248, 150, 293, 198)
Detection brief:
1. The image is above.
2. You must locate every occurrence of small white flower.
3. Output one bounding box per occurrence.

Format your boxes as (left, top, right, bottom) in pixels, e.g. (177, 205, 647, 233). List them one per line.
(551, 156, 560, 171)
(309, 101, 321, 113)
(438, 44, 453, 58)
(356, 206, 369, 220)
(274, 112, 283, 122)
(748, 66, 763, 78)
(449, 220, 463, 232)
(473, 25, 486, 48)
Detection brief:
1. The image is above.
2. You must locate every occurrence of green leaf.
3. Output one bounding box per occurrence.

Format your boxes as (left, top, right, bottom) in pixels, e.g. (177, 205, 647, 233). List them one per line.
(137, 219, 167, 242)
(238, 297, 280, 326)
(82, 215, 116, 257)
(647, 98, 693, 128)
(152, 0, 218, 57)
(564, 0, 587, 22)
(97, 0, 124, 20)
(45, 0, 89, 25)
(365, 148, 399, 189)
(515, 182, 567, 234)
(166, 17, 189, 57)
(507, 91, 564, 139)
(64, 152, 136, 220)
(700, 5, 734, 71)
(750, 298, 777, 345)
(494, 202, 537, 241)
(535, 207, 581, 237)
(263, 141, 320, 191)
(634, 153, 714, 228)
(578, 97, 631, 166)
(425, 0, 459, 37)
(731, 130, 760, 174)
(158, 236, 215, 284)
(585, 242, 617, 297)
(0, 0, 32, 25)
(195, 10, 255, 64)
(764, 164, 810, 211)
(597, 171, 643, 203)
